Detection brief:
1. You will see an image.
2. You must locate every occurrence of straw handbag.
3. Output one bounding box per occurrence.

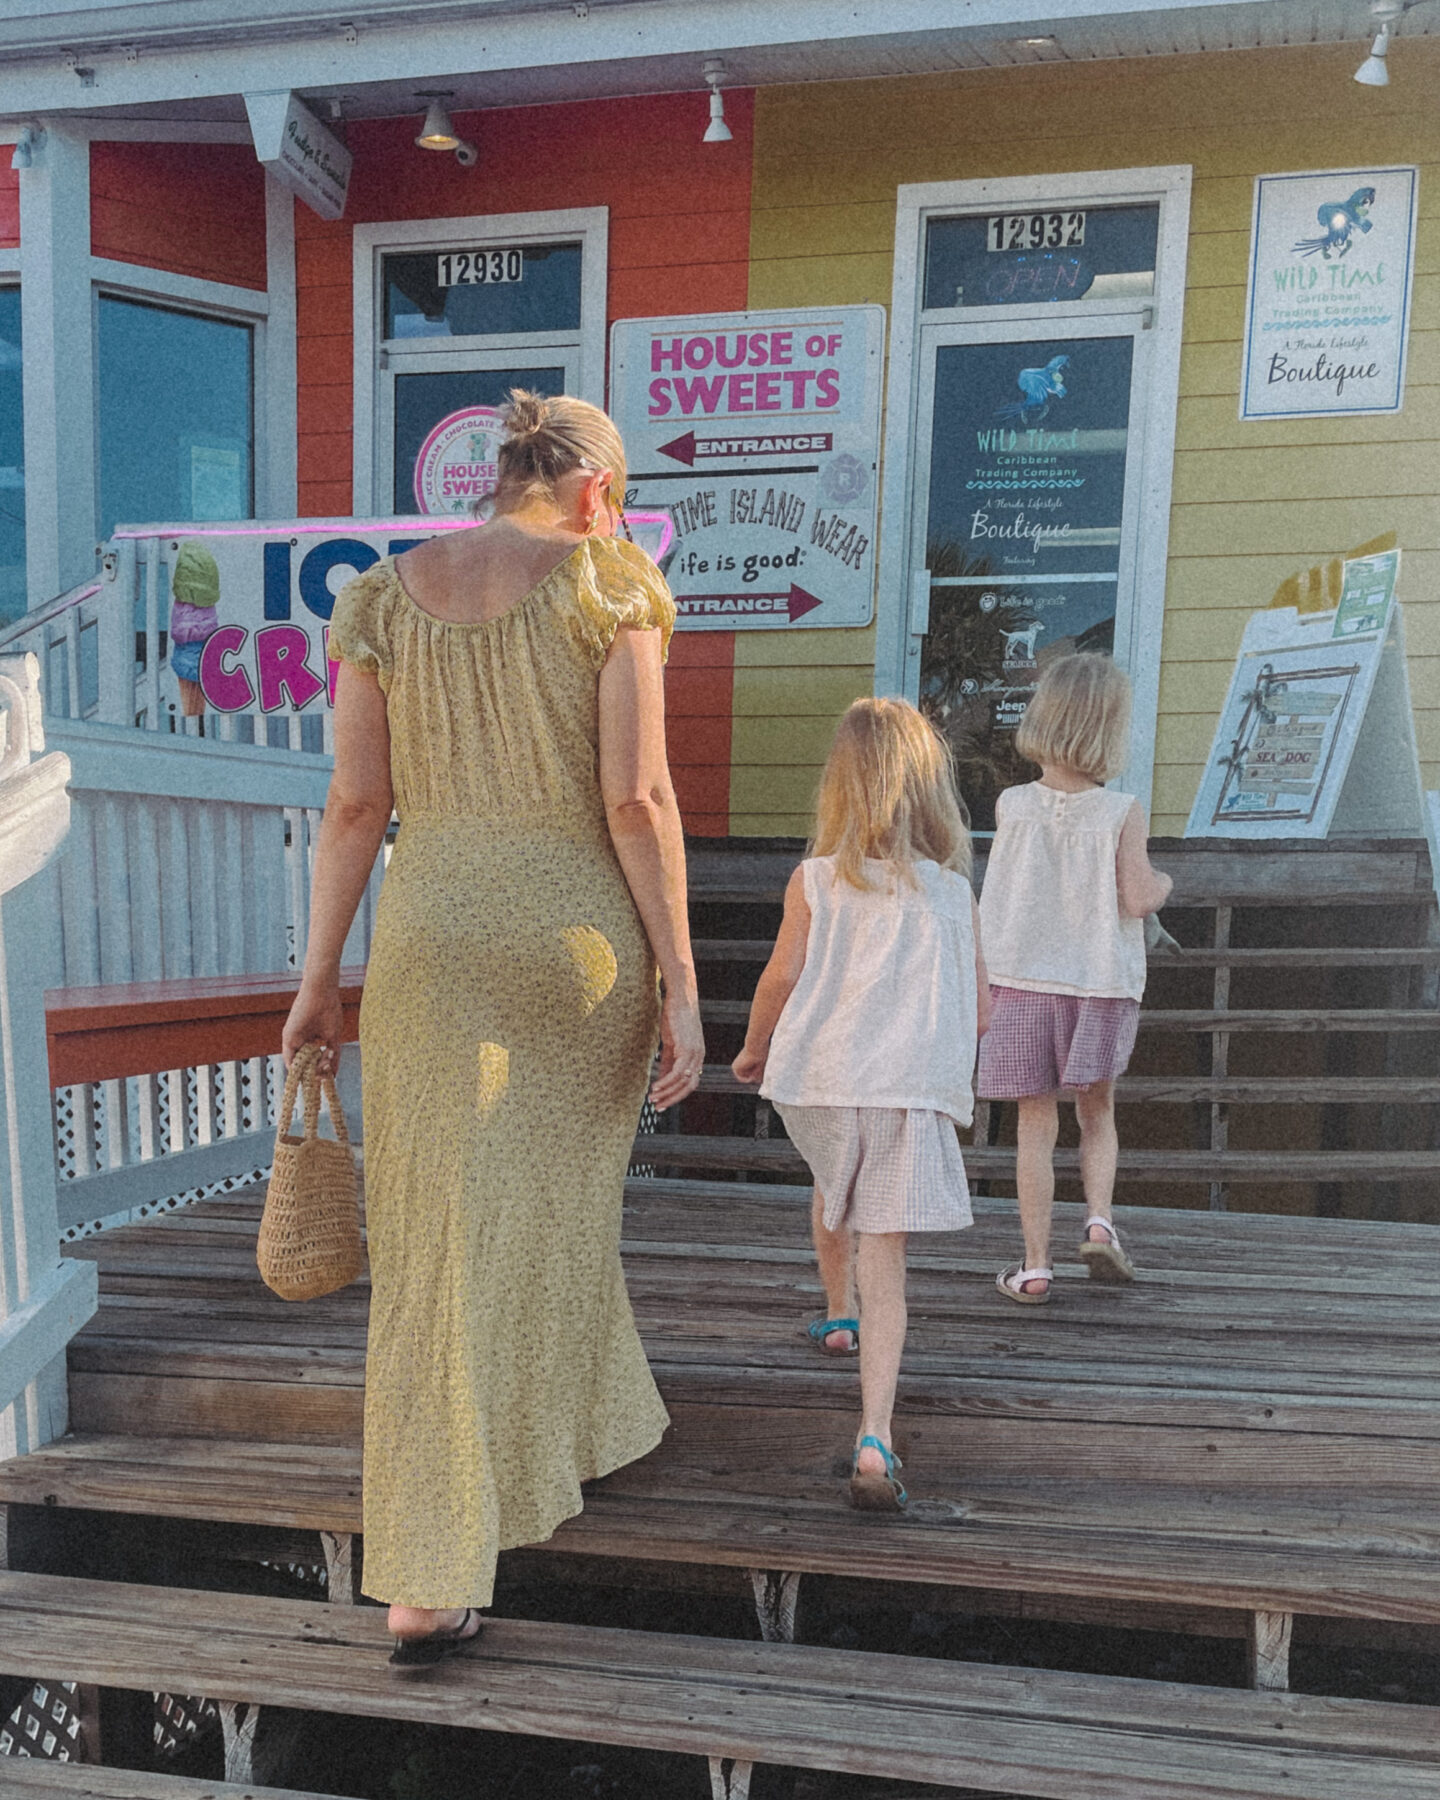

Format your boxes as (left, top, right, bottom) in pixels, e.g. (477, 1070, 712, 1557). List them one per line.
(257, 1042, 364, 1301)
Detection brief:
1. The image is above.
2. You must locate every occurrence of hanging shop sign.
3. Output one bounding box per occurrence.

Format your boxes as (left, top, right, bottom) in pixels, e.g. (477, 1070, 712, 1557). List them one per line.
(142, 512, 675, 720)
(244, 90, 352, 222)
(1186, 553, 1422, 839)
(1240, 165, 1418, 420)
(413, 406, 508, 515)
(609, 305, 886, 630)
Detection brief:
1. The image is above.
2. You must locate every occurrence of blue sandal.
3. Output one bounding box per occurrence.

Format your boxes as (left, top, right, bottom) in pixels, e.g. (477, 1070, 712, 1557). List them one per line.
(806, 1316, 859, 1357)
(849, 1436, 906, 1512)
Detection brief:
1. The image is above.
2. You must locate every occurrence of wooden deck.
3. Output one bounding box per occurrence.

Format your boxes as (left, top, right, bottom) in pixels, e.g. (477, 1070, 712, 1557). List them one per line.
(5, 1174, 1439, 1646)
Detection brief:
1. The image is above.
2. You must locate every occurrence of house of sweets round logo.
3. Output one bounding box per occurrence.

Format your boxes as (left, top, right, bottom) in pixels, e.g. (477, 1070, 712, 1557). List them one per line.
(413, 406, 509, 515)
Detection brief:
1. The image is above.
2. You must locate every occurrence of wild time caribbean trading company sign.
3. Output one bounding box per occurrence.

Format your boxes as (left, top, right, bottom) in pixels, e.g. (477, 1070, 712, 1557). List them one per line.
(1240, 166, 1418, 420)
(609, 306, 886, 630)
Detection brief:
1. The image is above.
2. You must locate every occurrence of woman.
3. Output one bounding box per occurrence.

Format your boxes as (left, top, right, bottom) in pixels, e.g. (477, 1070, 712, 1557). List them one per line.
(281, 391, 703, 1661)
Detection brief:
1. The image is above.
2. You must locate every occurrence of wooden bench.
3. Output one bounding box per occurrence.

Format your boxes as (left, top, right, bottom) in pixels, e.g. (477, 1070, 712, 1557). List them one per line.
(2, 1571, 1439, 1800)
(0, 1762, 348, 1800)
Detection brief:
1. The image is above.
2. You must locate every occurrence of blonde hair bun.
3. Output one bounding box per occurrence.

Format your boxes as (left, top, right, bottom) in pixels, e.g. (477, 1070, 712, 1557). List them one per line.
(488, 389, 628, 515)
(1015, 653, 1132, 783)
(812, 696, 972, 890)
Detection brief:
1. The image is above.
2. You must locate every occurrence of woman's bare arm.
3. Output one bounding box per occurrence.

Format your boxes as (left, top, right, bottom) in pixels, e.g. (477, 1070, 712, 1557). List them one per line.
(732, 866, 810, 1085)
(973, 895, 991, 1038)
(281, 662, 393, 1068)
(1115, 800, 1174, 918)
(598, 625, 704, 1109)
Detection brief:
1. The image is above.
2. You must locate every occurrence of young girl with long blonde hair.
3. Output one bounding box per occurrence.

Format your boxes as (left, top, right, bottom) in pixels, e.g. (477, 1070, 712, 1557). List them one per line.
(977, 654, 1172, 1303)
(733, 698, 988, 1511)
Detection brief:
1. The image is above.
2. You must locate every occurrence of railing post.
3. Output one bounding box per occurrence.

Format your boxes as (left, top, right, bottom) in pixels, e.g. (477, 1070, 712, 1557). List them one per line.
(0, 654, 96, 1455)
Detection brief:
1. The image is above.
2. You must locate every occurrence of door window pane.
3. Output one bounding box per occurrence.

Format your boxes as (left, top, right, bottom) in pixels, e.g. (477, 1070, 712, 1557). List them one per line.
(97, 297, 253, 540)
(393, 365, 565, 514)
(924, 204, 1159, 310)
(383, 243, 582, 340)
(0, 288, 24, 625)
(919, 334, 1134, 831)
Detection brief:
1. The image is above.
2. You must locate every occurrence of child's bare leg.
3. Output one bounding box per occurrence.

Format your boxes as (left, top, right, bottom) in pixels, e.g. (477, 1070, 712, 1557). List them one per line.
(811, 1187, 857, 1349)
(1074, 1080, 1118, 1232)
(1015, 1093, 1060, 1281)
(855, 1231, 907, 1471)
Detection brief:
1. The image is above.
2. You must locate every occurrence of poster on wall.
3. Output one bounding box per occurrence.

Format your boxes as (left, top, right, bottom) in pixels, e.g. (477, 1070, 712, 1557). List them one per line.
(609, 305, 886, 630)
(1185, 563, 1422, 840)
(1239, 165, 1418, 420)
(412, 406, 508, 515)
(151, 513, 675, 720)
(916, 331, 1136, 830)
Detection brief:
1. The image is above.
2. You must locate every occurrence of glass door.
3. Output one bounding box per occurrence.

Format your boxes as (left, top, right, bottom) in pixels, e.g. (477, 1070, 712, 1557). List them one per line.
(905, 313, 1151, 832)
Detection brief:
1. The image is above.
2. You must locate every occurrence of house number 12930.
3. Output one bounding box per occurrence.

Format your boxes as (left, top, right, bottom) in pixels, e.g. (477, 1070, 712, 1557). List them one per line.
(436, 249, 525, 286)
(985, 211, 1087, 252)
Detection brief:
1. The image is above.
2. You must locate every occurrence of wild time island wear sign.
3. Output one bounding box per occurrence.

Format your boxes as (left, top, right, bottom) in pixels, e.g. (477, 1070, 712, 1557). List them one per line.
(609, 306, 886, 630)
(1240, 166, 1418, 420)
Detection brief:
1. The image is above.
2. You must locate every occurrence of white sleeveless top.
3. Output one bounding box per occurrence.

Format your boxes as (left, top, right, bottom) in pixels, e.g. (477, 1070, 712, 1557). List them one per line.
(979, 782, 1146, 1001)
(761, 856, 978, 1124)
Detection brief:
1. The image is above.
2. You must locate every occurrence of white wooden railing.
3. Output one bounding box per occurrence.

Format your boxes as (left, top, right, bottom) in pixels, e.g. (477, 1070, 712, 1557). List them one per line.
(0, 654, 96, 1455)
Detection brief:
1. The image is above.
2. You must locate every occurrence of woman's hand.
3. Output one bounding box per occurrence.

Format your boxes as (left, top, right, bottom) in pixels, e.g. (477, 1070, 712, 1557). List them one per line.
(282, 978, 345, 1074)
(731, 1045, 766, 1086)
(650, 988, 705, 1110)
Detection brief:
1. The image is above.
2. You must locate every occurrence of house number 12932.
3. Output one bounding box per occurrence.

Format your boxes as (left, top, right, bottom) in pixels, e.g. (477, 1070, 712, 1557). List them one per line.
(985, 211, 1087, 252)
(436, 249, 525, 286)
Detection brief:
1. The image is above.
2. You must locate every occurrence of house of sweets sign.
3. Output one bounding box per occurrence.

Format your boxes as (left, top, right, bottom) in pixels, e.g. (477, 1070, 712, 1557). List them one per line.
(1240, 166, 1418, 420)
(609, 306, 886, 629)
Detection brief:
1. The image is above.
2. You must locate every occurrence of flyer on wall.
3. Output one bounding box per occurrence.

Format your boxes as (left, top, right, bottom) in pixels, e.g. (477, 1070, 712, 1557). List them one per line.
(1239, 165, 1418, 420)
(609, 306, 886, 630)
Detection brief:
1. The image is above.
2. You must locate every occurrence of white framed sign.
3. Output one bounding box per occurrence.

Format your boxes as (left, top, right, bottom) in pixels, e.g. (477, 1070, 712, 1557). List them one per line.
(1186, 582, 1423, 840)
(610, 305, 886, 630)
(244, 90, 352, 223)
(1240, 166, 1418, 420)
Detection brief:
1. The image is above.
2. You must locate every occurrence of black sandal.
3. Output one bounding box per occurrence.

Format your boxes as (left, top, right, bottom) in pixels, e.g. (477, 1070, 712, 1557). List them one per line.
(388, 1607, 484, 1667)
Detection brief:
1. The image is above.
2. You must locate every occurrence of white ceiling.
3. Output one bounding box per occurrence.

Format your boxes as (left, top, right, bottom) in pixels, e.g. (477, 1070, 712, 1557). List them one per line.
(2, 0, 1434, 124)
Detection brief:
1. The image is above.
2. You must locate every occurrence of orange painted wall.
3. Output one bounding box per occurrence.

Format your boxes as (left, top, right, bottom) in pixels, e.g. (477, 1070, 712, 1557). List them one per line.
(0, 165, 17, 248)
(90, 142, 267, 290)
(294, 91, 754, 833)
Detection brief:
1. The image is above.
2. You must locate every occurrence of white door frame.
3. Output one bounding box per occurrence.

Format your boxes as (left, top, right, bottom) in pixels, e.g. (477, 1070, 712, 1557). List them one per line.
(351, 206, 609, 517)
(876, 166, 1191, 813)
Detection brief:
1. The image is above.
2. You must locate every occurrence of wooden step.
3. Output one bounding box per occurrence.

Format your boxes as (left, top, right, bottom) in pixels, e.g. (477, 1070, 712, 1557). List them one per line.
(0, 1763, 348, 1800)
(633, 1134, 1440, 1183)
(694, 1067, 1440, 1104)
(2, 1573, 1438, 1800)
(693, 939, 1440, 970)
(699, 999, 1440, 1033)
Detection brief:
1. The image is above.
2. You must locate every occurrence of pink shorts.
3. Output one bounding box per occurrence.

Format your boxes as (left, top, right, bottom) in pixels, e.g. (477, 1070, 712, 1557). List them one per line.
(976, 986, 1139, 1099)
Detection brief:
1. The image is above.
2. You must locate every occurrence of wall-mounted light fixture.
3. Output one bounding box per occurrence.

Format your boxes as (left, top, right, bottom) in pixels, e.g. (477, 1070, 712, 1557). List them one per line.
(415, 92, 477, 166)
(702, 59, 732, 144)
(1354, 0, 1431, 84)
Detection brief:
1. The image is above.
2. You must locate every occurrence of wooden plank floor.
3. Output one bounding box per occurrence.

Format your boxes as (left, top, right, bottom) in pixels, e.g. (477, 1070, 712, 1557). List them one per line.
(3, 1178, 1438, 1630)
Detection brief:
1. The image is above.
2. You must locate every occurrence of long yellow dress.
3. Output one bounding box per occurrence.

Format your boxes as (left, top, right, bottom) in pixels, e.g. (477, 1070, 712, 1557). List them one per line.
(327, 535, 674, 1608)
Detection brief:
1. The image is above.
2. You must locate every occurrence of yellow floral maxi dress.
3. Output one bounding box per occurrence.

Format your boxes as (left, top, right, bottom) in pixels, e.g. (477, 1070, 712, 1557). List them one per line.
(327, 535, 675, 1609)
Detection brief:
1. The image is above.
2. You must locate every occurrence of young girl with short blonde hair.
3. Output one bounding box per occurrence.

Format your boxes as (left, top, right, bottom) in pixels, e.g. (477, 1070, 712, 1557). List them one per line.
(978, 655, 1172, 1303)
(733, 698, 989, 1510)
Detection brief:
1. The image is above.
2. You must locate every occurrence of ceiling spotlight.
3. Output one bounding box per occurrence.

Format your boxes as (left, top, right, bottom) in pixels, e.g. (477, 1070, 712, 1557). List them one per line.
(414, 93, 477, 165)
(702, 59, 732, 144)
(1354, 23, 1392, 82)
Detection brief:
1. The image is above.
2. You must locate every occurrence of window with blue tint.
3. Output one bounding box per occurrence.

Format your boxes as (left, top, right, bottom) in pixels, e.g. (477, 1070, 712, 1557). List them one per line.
(924, 204, 1160, 310)
(0, 288, 25, 625)
(98, 297, 254, 541)
(383, 242, 582, 340)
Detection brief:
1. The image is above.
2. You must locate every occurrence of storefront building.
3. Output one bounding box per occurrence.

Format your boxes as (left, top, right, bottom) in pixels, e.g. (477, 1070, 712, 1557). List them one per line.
(1, 0, 1435, 838)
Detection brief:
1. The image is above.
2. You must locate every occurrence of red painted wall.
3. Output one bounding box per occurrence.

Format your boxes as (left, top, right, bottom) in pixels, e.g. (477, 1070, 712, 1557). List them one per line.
(0, 165, 18, 248)
(295, 89, 752, 832)
(90, 142, 267, 290)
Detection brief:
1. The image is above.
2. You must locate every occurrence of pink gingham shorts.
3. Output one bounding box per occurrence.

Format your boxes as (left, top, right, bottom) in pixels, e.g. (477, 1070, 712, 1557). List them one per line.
(976, 986, 1140, 1099)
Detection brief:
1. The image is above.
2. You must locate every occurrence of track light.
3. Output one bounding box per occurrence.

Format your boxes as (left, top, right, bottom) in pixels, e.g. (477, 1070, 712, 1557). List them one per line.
(415, 93, 477, 165)
(1354, 24, 1391, 83)
(702, 59, 732, 144)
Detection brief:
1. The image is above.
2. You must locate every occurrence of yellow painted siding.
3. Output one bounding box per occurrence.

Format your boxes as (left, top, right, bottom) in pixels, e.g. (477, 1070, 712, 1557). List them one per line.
(737, 40, 1440, 836)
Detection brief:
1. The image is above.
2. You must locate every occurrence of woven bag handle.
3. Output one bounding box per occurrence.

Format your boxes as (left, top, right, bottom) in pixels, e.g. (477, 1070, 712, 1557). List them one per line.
(277, 1042, 352, 1147)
